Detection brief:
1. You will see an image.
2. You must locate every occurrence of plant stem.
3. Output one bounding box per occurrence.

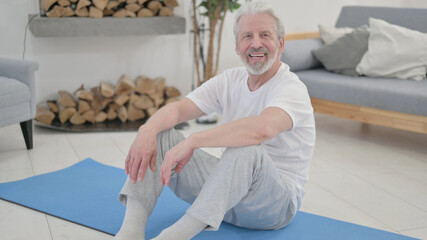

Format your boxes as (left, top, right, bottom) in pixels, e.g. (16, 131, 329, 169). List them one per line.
(214, 11, 226, 76)
(192, 0, 202, 87)
(204, 3, 221, 81)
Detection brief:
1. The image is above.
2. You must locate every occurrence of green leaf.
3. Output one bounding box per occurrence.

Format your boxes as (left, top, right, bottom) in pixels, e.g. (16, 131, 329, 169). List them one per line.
(198, 1, 208, 11)
(229, 2, 241, 12)
(195, 0, 244, 18)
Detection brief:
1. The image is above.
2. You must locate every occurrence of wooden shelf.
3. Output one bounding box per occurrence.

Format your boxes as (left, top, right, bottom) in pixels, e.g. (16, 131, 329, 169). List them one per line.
(28, 15, 186, 37)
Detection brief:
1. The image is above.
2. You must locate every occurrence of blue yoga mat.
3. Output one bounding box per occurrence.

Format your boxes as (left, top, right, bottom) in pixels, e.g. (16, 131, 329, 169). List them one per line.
(0, 158, 419, 240)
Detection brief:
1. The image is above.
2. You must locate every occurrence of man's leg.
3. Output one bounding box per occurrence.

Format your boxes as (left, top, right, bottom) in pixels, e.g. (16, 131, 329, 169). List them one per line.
(185, 145, 300, 231)
(152, 145, 300, 240)
(114, 128, 218, 240)
(113, 195, 149, 240)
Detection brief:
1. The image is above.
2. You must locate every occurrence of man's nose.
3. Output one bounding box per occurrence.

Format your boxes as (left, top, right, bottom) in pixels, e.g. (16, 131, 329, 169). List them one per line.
(250, 35, 263, 49)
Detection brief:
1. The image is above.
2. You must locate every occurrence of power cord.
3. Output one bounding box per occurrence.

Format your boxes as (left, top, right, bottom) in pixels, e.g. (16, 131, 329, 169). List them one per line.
(22, 14, 38, 60)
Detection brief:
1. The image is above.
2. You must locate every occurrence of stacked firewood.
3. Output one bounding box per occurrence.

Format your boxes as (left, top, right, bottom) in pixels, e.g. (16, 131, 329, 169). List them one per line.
(36, 75, 181, 125)
(40, 0, 179, 18)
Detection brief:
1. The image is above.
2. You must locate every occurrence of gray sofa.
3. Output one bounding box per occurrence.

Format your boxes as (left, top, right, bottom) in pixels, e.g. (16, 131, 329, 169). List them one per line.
(281, 6, 427, 134)
(0, 57, 39, 149)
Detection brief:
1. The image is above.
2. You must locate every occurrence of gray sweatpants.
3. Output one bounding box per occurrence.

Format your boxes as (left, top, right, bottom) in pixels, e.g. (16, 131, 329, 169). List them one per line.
(119, 128, 300, 231)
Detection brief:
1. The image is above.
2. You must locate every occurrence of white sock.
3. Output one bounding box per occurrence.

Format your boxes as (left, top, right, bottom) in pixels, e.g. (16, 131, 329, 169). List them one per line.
(114, 196, 149, 240)
(152, 214, 207, 240)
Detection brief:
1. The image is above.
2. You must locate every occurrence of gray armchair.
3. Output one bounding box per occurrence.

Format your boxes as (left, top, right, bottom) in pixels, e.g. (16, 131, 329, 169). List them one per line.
(0, 57, 39, 149)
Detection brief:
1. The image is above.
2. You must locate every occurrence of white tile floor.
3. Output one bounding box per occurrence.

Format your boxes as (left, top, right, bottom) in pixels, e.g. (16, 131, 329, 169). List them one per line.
(0, 113, 426, 240)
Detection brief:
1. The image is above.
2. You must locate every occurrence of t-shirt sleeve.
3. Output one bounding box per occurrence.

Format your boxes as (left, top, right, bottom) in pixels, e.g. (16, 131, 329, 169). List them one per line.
(266, 82, 313, 130)
(186, 75, 223, 115)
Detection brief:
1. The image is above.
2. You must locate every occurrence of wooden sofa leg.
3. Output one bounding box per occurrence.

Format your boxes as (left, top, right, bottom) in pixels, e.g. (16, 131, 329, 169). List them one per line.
(20, 120, 33, 150)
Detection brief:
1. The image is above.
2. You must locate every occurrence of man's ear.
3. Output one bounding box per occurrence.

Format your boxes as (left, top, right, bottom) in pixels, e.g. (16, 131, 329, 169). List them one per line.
(236, 44, 240, 55)
(279, 37, 285, 52)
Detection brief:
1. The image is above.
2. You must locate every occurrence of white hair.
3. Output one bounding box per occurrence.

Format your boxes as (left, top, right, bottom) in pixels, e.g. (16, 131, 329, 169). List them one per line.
(233, 1, 286, 41)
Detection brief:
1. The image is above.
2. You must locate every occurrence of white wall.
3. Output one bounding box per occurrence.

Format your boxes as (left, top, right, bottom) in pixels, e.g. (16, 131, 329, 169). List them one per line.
(1, 0, 427, 102)
(0, 0, 192, 102)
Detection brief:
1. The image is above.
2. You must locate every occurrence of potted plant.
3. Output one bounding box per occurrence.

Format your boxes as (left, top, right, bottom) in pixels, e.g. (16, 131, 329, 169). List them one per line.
(191, 0, 244, 123)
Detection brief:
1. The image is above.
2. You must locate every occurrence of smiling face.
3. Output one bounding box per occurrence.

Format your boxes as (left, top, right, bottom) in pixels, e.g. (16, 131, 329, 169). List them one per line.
(236, 13, 284, 75)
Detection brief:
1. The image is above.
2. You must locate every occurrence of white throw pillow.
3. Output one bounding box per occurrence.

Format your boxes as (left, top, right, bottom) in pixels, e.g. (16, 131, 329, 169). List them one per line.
(356, 18, 427, 81)
(318, 25, 354, 44)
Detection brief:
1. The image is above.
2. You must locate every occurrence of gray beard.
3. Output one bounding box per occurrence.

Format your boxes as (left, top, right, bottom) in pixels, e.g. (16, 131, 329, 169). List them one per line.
(241, 48, 278, 75)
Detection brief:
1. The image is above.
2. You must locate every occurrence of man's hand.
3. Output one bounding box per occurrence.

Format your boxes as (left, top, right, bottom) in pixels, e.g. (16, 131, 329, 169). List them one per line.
(125, 127, 158, 184)
(160, 139, 195, 187)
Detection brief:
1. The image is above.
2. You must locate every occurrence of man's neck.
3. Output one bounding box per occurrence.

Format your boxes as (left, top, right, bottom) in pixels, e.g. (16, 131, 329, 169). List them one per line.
(247, 59, 282, 92)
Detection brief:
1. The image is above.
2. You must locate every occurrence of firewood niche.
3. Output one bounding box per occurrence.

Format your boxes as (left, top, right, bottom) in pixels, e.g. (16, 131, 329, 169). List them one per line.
(35, 75, 185, 132)
(41, 0, 179, 18)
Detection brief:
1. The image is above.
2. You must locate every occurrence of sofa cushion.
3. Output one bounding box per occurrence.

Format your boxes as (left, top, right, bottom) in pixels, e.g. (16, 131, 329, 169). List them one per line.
(356, 18, 427, 81)
(281, 38, 323, 72)
(312, 26, 369, 77)
(0, 76, 31, 109)
(295, 69, 427, 116)
(318, 25, 354, 44)
(0, 102, 32, 128)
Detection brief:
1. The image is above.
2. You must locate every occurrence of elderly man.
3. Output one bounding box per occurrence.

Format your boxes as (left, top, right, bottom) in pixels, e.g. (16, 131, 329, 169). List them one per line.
(114, 1, 315, 240)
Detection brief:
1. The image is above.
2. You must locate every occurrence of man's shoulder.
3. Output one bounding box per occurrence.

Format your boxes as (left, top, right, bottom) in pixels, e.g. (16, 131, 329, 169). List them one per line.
(271, 63, 302, 85)
(268, 64, 310, 96)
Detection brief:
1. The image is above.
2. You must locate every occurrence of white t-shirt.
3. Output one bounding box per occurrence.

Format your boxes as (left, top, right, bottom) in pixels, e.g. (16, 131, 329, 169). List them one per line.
(186, 63, 316, 188)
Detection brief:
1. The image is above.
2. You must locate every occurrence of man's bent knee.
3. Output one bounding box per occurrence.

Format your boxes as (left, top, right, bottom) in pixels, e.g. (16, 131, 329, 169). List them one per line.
(156, 128, 176, 142)
(156, 128, 185, 153)
(221, 145, 266, 164)
(223, 145, 263, 156)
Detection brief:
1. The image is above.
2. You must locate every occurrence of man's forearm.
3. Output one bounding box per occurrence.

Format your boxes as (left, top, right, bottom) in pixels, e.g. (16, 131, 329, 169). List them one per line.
(139, 102, 181, 135)
(188, 116, 270, 149)
(138, 98, 205, 136)
(186, 107, 292, 150)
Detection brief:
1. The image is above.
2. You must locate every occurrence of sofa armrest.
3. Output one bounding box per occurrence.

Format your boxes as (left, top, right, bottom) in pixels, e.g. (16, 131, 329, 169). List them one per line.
(0, 57, 39, 86)
(280, 38, 323, 72)
(0, 57, 39, 117)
